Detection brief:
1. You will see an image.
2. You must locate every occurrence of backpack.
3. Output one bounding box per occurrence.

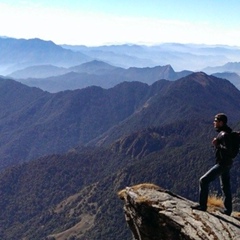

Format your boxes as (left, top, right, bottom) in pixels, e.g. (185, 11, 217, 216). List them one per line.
(230, 131, 240, 158)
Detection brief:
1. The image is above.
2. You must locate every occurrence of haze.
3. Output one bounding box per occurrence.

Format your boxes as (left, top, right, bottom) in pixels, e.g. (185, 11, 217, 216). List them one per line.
(0, 0, 240, 46)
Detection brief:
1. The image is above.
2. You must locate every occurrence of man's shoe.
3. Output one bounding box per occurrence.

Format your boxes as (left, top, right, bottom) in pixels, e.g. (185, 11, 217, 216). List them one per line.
(191, 204, 207, 211)
(220, 209, 231, 216)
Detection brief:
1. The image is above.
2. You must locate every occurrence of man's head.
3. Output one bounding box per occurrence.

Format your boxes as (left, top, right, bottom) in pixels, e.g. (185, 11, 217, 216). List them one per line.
(214, 113, 228, 129)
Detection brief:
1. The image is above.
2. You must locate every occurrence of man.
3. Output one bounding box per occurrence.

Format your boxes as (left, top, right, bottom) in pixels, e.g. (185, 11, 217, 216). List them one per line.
(192, 113, 233, 216)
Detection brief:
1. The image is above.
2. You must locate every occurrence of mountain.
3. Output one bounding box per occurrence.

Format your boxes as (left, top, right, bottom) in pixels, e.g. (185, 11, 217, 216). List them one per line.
(90, 72, 240, 146)
(1, 72, 240, 239)
(109, 64, 192, 83)
(0, 77, 148, 170)
(2, 36, 240, 92)
(212, 72, 240, 89)
(2, 37, 240, 77)
(8, 64, 69, 79)
(12, 63, 192, 92)
(0, 37, 92, 75)
(203, 62, 240, 75)
(1, 72, 240, 172)
(69, 60, 119, 74)
(7, 60, 119, 79)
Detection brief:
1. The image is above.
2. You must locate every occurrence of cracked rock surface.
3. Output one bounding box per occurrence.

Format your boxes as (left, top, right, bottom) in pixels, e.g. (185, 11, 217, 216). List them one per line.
(118, 183, 240, 240)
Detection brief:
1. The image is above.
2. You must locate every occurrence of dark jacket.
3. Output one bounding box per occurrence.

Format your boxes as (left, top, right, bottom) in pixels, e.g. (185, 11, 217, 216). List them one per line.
(215, 125, 233, 166)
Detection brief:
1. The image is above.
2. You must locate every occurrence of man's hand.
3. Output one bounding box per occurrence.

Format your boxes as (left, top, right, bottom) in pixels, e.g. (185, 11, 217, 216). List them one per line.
(212, 138, 218, 146)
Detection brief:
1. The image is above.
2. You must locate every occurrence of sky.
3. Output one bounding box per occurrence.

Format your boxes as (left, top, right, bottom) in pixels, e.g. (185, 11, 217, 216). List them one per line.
(0, 0, 240, 46)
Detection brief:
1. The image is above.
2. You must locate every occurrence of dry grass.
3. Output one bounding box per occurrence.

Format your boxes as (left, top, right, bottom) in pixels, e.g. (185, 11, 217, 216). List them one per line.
(118, 189, 127, 199)
(233, 212, 240, 221)
(207, 194, 224, 209)
(118, 183, 161, 200)
(131, 183, 162, 191)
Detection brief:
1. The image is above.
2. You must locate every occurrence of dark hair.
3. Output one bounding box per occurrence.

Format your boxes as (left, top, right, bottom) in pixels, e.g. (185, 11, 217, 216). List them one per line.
(215, 113, 228, 124)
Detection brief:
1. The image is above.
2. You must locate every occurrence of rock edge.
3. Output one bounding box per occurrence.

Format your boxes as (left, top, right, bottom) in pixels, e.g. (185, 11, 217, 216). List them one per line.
(118, 183, 240, 240)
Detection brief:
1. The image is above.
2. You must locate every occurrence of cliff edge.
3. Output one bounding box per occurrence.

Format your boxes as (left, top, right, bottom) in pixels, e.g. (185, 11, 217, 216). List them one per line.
(118, 183, 240, 240)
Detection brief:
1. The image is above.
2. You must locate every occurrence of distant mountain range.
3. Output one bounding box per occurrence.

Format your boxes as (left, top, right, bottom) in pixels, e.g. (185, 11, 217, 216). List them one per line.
(7, 61, 192, 92)
(6, 60, 240, 92)
(62, 43, 240, 71)
(1, 37, 240, 74)
(212, 72, 240, 89)
(203, 62, 240, 75)
(0, 37, 91, 75)
(7, 60, 119, 79)
(1, 37, 240, 92)
(0, 72, 240, 239)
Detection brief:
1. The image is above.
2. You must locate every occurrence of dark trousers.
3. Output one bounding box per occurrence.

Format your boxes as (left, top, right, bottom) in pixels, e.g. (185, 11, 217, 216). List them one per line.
(199, 163, 232, 213)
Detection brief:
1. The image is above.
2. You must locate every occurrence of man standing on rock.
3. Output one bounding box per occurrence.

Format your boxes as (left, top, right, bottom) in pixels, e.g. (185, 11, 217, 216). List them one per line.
(192, 113, 233, 216)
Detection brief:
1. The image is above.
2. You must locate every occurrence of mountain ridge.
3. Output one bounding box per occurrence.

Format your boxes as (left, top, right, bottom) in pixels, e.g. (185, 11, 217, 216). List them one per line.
(2, 36, 240, 92)
(90, 72, 240, 147)
(0, 37, 92, 75)
(203, 62, 240, 74)
(2, 36, 240, 75)
(1, 72, 240, 171)
(8, 61, 192, 92)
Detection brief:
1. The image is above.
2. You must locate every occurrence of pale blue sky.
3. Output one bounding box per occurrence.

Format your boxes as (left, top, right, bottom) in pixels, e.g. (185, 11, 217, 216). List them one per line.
(0, 0, 240, 46)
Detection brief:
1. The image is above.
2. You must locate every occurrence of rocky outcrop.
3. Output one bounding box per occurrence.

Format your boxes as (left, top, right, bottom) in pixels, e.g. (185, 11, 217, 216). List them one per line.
(118, 183, 240, 240)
